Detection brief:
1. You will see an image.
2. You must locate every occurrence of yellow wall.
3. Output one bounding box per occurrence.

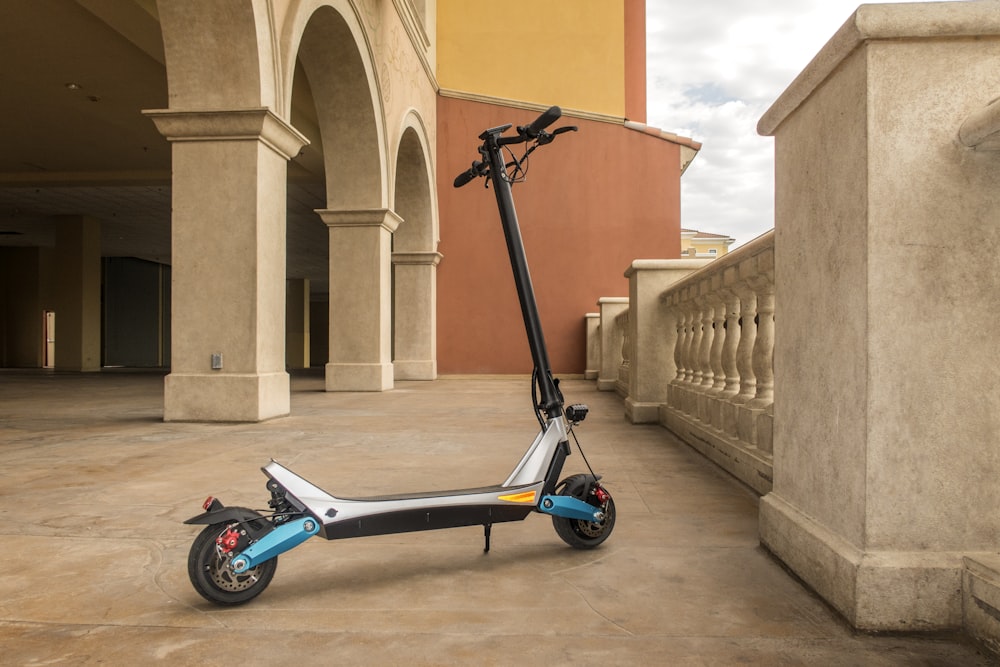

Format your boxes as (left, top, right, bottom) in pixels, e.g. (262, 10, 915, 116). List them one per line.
(437, 0, 626, 117)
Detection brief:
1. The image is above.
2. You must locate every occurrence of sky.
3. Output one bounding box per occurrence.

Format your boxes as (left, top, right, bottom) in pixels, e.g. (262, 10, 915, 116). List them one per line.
(645, 0, 959, 248)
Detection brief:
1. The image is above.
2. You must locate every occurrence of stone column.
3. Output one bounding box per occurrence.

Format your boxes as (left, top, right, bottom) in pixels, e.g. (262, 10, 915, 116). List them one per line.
(317, 208, 400, 391)
(392, 251, 442, 380)
(145, 108, 307, 422)
(51, 216, 101, 372)
(757, 3, 1000, 631)
(624, 260, 708, 423)
(596, 297, 628, 391)
(286, 279, 310, 370)
(584, 313, 600, 380)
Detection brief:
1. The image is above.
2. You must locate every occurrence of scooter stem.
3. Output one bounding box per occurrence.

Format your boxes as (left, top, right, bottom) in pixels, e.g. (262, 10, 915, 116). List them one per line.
(482, 129, 562, 419)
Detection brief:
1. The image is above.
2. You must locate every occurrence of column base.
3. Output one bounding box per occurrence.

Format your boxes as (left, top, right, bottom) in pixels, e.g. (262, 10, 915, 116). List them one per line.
(760, 493, 963, 631)
(625, 398, 662, 424)
(393, 359, 437, 381)
(326, 362, 393, 391)
(164, 372, 290, 422)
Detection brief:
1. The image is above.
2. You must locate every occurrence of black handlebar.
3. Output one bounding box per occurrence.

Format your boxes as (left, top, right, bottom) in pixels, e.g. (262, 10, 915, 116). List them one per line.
(453, 106, 570, 188)
(522, 105, 561, 138)
(453, 161, 481, 188)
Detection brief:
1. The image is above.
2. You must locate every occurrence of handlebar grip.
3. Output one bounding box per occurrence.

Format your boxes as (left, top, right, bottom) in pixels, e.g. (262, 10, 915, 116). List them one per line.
(524, 106, 562, 138)
(454, 165, 478, 188)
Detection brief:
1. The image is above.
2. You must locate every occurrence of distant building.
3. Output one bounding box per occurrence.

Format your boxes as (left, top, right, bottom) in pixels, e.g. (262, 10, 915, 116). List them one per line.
(680, 229, 736, 258)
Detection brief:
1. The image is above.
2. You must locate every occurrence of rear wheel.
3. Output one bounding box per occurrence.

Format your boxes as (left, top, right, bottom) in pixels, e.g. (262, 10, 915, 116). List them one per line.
(188, 517, 277, 605)
(551, 474, 616, 549)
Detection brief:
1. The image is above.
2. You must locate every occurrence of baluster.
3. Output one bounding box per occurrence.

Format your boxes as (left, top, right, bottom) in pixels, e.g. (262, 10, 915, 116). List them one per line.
(720, 289, 741, 398)
(680, 302, 696, 384)
(705, 295, 728, 428)
(688, 299, 704, 387)
(723, 284, 756, 438)
(667, 298, 686, 412)
(671, 299, 685, 384)
(618, 310, 631, 395)
(709, 295, 728, 393)
(734, 285, 758, 403)
(749, 275, 774, 408)
(698, 295, 716, 390)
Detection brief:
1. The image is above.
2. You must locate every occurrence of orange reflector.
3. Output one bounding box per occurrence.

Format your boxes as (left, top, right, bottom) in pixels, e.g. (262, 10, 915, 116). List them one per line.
(498, 491, 536, 504)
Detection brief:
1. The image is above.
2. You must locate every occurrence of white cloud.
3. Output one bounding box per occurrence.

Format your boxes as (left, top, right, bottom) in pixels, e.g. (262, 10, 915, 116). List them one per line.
(646, 0, 960, 247)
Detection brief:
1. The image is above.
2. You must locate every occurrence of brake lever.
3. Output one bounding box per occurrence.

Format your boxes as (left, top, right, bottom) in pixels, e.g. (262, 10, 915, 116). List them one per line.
(535, 125, 578, 147)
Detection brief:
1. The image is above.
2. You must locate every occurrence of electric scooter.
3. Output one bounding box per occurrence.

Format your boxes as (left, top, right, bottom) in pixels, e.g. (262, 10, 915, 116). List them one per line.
(184, 106, 616, 605)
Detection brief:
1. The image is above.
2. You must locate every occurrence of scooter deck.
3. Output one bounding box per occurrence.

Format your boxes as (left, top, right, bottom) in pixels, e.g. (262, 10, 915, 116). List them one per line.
(264, 461, 541, 541)
(336, 484, 513, 503)
(321, 497, 535, 540)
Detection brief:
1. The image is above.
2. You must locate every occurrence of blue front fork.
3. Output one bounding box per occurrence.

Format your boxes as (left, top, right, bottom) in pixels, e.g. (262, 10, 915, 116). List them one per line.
(231, 517, 320, 574)
(538, 495, 605, 522)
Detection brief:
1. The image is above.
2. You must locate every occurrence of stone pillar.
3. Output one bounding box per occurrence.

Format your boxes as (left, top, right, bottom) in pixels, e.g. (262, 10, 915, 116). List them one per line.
(392, 251, 442, 380)
(624, 260, 708, 423)
(584, 313, 600, 380)
(596, 297, 628, 391)
(757, 3, 1000, 631)
(318, 208, 400, 391)
(286, 279, 310, 370)
(145, 108, 307, 422)
(51, 216, 101, 372)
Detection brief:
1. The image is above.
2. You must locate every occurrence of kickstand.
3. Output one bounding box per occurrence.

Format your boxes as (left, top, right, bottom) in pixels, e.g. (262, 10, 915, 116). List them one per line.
(483, 523, 492, 553)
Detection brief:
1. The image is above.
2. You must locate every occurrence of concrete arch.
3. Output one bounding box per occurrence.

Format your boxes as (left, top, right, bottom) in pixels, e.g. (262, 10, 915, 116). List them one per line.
(284, 3, 393, 391)
(283, 1, 387, 209)
(158, 0, 278, 109)
(392, 110, 438, 252)
(391, 111, 440, 380)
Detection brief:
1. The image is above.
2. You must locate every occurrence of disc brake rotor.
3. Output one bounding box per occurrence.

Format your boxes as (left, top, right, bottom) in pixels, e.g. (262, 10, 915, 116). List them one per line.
(207, 527, 262, 592)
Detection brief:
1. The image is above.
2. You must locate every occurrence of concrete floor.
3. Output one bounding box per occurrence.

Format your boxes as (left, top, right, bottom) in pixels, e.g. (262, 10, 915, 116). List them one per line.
(0, 370, 993, 666)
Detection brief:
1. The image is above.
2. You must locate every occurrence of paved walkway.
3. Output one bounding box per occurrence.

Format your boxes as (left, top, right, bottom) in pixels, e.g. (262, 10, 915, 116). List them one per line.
(0, 371, 992, 665)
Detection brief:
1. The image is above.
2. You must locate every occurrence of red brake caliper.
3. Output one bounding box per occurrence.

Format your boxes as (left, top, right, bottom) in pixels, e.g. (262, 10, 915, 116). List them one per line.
(216, 526, 241, 554)
(594, 486, 610, 507)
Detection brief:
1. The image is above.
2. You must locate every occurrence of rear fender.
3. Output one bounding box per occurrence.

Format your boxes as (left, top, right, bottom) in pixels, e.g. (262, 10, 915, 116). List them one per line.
(184, 506, 263, 526)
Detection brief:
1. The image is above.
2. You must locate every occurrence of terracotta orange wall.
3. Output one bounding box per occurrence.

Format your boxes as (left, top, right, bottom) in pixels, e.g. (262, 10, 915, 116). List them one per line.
(436, 96, 682, 374)
(624, 0, 647, 122)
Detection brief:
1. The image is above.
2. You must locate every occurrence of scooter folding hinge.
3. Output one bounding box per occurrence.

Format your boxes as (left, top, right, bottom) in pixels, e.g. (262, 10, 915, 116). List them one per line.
(231, 517, 320, 574)
(538, 495, 604, 523)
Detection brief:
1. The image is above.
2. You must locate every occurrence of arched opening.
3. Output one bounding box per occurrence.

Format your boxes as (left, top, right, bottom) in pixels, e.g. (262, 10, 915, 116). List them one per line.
(391, 121, 439, 380)
(291, 5, 393, 392)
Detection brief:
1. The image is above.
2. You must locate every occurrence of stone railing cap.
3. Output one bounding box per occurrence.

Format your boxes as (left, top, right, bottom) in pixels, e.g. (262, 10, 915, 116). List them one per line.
(625, 258, 713, 278)
(758, 2, 1000, 137)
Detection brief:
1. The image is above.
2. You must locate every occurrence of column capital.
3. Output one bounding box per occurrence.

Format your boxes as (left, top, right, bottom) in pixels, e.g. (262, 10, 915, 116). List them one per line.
(143, 107, 309, 160)
(316, 208, 402, 234)
(392, 251, 442, 266)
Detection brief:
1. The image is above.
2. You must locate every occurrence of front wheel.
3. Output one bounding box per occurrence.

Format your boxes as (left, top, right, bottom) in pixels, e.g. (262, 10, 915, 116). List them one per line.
(188, 518, 277, 605)
(551, 474, 616, 549)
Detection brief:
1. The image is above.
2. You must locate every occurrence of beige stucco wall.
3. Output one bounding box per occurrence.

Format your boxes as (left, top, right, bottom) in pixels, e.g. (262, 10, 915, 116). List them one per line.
(150, 0, 438, 420)
(758, 1, 1000, 630)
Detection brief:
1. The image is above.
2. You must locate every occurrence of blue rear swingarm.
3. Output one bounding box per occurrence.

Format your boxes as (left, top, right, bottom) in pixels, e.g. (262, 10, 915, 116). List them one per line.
(231, 517, 320, 574)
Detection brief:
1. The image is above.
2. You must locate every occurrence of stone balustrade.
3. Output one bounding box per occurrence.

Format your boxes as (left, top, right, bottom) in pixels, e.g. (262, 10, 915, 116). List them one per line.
(588, 0, 1000, 651)
(590, 232, 775, 494)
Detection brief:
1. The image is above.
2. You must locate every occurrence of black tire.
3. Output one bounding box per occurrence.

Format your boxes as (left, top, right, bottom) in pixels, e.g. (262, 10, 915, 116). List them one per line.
(551, 474, 616, 549)
(188, 519, 277, 605)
